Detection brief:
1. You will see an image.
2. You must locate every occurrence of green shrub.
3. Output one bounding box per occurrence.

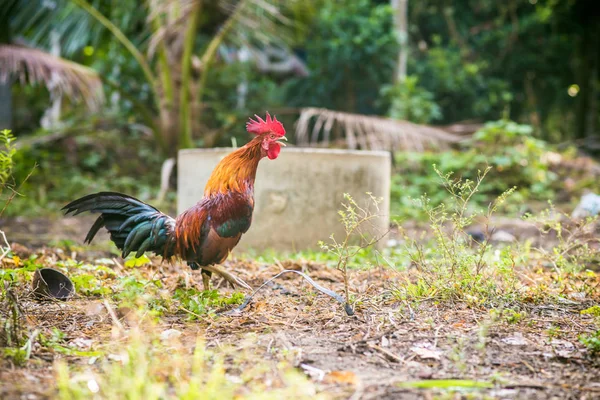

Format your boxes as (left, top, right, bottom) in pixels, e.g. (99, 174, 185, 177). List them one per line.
(0, 129, 15, 188)
(380, 76, 442, 124)
(391, 120, 570, 221)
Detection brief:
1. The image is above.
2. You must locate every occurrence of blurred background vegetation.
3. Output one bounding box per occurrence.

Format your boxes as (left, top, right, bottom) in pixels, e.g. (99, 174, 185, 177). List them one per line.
(0, 0, 599, 219)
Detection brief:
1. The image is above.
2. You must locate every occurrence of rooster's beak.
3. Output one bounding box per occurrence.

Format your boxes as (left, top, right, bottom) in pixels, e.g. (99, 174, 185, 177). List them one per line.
(278, 136, 288, 146)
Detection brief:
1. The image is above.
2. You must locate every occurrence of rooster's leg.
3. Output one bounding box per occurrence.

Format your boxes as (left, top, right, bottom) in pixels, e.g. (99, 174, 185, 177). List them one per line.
(201, 270, 212, 291)
(188, 262, 212, 291)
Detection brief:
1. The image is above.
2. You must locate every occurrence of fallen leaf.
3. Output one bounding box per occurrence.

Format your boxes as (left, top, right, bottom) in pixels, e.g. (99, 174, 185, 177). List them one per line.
(324, 371, 358, 385)
(411, 342, 443, 360)
(501, 334, 529, 346)
(69, 338, 93, 350)
(550, 339, 574, 349)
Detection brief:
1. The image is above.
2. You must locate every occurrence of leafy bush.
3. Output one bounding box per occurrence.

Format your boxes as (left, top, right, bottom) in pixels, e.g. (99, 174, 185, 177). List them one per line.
(286, 0, 398, 114)
(380, 76, 442, 124)
(7, 126, 166, 217)
(0, 129, 15, 188)
(391, 120, 572, 220)
(580, 306, 600, 354)
(395, 167, 519, 304)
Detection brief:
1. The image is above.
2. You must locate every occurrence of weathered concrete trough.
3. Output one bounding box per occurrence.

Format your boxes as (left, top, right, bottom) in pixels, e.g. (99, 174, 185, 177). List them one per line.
(178, 148, 391, 251)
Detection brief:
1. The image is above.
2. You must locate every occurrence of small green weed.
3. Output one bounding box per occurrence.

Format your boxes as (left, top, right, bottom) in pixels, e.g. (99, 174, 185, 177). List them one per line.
(39, 328, 101, 357)
(174, 288, 245, 320)
(396, 166, 519, 304)
(579, 306, 600, 354)
(319, 193, 386, 305)
(524, 206, 600, 275)
(489, 308, 526, 324)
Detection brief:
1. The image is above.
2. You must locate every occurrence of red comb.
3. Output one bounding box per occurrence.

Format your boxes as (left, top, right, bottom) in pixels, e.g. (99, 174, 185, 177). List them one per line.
(246, 112, 286, 137)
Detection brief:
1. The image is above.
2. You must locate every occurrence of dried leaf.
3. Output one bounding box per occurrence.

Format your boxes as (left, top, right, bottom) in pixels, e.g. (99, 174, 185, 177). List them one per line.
(295, 107, 462, 152)
(410, 342, 443, 360)
(324, 370, 358, 385)
(501, 334, 529, 346)
(0, 45, 104, 110)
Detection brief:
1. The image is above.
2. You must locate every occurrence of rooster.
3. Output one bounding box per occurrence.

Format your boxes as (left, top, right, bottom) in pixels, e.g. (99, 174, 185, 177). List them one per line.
(63, 113, 287, 290)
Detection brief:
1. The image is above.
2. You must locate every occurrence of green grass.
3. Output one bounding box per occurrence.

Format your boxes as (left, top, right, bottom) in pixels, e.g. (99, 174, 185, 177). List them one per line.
(55, 323, 322, 400)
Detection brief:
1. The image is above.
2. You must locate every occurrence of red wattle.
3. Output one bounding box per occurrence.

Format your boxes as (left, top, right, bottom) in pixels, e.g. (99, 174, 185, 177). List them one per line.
(267, 142, 281, 159)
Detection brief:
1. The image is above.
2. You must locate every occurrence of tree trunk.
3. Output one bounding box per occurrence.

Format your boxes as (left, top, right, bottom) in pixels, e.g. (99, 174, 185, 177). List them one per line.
(40, 30, 62, 129)
(391, 0, 408, 83)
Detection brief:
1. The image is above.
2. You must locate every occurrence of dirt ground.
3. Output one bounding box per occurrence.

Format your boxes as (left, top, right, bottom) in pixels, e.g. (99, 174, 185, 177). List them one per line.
(1, 217, 600, 399)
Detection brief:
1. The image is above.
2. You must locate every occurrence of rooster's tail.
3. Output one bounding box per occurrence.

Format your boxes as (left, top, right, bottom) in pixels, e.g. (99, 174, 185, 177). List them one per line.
(63, 192, 176, 258)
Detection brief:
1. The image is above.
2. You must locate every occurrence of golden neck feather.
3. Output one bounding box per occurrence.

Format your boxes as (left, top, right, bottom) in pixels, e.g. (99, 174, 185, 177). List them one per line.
(204, 137, 263, 196)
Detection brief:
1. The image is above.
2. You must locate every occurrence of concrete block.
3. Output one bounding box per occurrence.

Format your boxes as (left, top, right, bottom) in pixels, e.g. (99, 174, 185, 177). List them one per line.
(178, 148, 391, 251)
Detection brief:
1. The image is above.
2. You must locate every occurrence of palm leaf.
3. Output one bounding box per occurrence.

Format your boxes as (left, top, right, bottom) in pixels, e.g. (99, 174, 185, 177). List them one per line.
(146, 0, 196, 60)
(219, 0, 294, 48)
(0, 45, 105, 110)
(295, 108, 463, 152)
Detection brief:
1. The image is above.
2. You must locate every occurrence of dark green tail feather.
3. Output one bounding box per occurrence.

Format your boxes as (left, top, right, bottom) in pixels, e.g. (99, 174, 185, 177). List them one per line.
(63, 192, 176, 259)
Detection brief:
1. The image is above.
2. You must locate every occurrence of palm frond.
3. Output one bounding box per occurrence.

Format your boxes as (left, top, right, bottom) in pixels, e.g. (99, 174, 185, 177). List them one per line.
(0, 45, 104, 111)
(146, 0, 196, 60)
(219, 0, 294, 49)
(295, 108, 464, 152)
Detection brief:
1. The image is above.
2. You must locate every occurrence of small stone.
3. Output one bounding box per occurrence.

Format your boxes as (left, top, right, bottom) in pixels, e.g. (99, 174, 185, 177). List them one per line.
(572, 192, 600, 219)
(160, 329, 182, 341)
(501, 333, 529, 346)
(491, 230, 516, 242)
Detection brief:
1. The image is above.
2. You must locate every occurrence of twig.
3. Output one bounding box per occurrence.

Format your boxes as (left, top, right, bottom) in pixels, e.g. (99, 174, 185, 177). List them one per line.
(0, 229, 10, 261)
(231, 269, 354, 316)
(367, 343, 405, 363)
(0, 165, 36, 218)
(103, 299, 124, 332)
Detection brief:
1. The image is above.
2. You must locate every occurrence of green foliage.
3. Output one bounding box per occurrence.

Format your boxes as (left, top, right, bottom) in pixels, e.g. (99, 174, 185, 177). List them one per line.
(524, 207, 600, 274)
(113, 275, 169, 314)
(287, 0, 398, 114)
(412, 40, 512, 123)
(124, 254, 151, 268)
(408, 0, 596, 138)
(380, 76, 442, 124)
(6, 127, 165, 217)
(174, 289, 245, 320)
(0, 129, 15, 188)
(489, 308, 526, 325)
(391, 120, 566, 221)
(38, 327, 101, 357)
(579, 306, 600, 354)
(2, 329, 39, 366)
(394, 166, 520, 304)
(580, 330, 600, 355)
(581, 306, 600, 320)
(70, 273, 111, 297)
